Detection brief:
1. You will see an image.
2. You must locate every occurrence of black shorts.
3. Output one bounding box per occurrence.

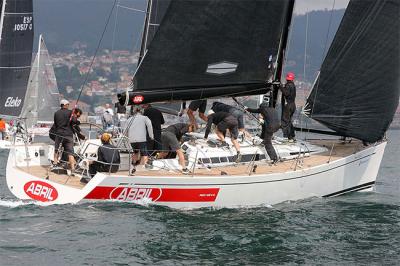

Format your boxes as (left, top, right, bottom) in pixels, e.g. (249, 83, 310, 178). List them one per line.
(54, 135, 74, 154)
(217, 116, 239, 139)
(188, 100, 207, 113)
(131, 142, 149, 156)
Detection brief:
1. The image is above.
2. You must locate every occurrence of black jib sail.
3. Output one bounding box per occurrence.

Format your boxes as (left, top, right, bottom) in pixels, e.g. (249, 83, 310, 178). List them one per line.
(0, 0, 34, 117)
(304, 0, 400, 143)
(120, 0, 294, 105)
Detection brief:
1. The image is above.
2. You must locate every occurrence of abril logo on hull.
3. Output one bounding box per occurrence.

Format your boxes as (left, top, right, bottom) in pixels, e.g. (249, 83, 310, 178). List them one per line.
(4, 97, 22, 107)
(109, 187, 162, 202)
(24, 181, 58, 202)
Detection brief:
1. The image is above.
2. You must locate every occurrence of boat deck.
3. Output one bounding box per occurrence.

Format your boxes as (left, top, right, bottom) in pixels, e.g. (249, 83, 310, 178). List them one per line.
(17, 139, 367, 190)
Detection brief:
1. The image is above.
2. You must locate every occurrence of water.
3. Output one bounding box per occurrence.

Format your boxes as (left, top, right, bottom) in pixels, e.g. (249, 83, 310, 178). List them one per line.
(1, 131, 399, 265)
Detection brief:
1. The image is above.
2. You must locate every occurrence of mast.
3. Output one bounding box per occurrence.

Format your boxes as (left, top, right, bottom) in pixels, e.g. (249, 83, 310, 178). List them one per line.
(0, 0, 6, 46)
(272, 0, 295, 108)
(138, 0, 152, 66)
(33, 34, 42, 121)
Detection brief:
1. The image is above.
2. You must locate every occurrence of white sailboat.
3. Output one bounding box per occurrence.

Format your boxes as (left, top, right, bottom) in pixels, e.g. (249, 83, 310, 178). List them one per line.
(5, 0, 399, 208)
(0, 0, 34, 148)
(0, 34, 60, 148)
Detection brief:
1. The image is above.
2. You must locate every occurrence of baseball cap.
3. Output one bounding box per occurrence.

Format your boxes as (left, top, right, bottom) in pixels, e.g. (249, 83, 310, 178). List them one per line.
(60, 99, 70, 105)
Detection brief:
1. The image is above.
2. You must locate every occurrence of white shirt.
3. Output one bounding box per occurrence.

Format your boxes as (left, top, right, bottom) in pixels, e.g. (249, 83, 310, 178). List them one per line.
(125, 113, 154, 143)
(106, 108, 114, 116)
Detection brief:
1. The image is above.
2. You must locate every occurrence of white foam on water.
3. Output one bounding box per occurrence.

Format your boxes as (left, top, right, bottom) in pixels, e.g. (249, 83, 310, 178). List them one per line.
(0, 199, 47, 208)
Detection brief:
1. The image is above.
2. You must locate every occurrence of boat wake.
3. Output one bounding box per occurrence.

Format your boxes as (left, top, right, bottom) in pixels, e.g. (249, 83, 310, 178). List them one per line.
(0, 199, 47, 208)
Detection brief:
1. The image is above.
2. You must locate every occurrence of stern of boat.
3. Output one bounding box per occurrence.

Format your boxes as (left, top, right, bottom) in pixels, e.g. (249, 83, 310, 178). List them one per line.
(5, 144, 106, 205)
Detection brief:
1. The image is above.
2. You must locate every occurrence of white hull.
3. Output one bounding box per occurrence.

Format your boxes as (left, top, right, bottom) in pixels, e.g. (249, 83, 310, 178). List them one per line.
(5, 141, 386, 209)
(0, 140, 13, 149)
(0, 137, 26, 149)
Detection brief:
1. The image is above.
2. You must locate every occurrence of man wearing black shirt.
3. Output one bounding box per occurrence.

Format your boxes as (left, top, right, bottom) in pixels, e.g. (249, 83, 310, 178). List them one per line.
(72, 108, 85, 141)
(204, 111, 241, 162)
(211, 102, 245, 134)
(143, 104, 165, 154)
(246, 102, 280, 163)
(280, 72, 297, 141)
(53, 99, 77, 170)
(87, 133, 120, 180)
(114, 101, 126, 124)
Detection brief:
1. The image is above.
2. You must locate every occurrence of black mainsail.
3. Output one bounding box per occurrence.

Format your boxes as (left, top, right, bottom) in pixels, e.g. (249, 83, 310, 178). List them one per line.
(304, 0, 400, 143)
(0, 0, 34, 117)
(120, 0, 295, 105)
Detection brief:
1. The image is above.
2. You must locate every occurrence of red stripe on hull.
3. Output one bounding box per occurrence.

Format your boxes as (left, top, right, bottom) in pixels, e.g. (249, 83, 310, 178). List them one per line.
(85, 186, 219, 202)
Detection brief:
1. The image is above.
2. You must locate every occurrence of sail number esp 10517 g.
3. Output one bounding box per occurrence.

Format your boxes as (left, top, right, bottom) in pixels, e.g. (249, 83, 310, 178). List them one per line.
(14, 16, 33, 31)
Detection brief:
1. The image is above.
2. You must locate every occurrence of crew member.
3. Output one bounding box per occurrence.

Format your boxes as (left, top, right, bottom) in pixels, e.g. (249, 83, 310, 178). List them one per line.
(187, 100, 208, 130)
(280, 72, 296, 141)
(53, 99, 77, 171)
(114, 101, 126, 125)
(0, 118, 6, 140)
(246, 101, 280, 163)
(143, 104, 165, 155)
(211, 101, 246, 135)
(204, 111, 241, 162)
(160, 123, 194, 174)
(72, 108, 85, 141)
(125, 107, 154, 167)
(85, 133, 120, 182)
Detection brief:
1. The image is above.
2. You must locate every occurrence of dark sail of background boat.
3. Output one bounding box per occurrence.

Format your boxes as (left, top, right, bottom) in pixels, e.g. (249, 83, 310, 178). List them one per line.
(304, 0, 400, 142)
(0, 0, 34, 117)
(119, 0, 294, 105)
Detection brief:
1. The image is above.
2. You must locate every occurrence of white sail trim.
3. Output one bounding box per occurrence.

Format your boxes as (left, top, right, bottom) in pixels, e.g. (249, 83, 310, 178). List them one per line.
(206, 61, 238, 75)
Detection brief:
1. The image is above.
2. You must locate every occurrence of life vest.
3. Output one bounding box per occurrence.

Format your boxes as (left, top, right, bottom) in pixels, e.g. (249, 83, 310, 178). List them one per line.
(0, 120, 6, 131)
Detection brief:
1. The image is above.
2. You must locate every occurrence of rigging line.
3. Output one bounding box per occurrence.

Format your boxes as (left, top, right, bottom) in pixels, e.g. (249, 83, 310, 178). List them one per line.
(111, 0, 120, 92)
(302, 8, 310, 139)
(303, 9, 309, 82)
(117, 4, 146, 13)
(308, 0, 336, 125)
(111, 0, 120, 52)
(74, 0, 118, 108)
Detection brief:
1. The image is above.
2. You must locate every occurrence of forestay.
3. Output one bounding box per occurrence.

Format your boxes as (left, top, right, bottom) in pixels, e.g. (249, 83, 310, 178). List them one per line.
(304, 0, 400, 142)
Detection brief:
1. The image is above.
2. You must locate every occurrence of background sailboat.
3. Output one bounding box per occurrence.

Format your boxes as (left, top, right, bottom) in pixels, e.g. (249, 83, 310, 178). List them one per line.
(0, 0, 34, 117)
(0, 0, 34, 146)
(21, 34, 61, 134)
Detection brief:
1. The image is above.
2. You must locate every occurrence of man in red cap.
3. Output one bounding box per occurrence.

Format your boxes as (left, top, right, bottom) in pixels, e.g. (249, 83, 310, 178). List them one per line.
(280, 72, 296, 142)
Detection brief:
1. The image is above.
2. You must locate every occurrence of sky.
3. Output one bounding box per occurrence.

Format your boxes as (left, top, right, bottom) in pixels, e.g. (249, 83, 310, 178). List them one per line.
(294, 0, 349, 14)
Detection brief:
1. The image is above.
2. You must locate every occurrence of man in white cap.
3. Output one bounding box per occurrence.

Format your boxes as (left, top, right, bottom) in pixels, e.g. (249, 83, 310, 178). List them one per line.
(52, 99, 77, 172)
